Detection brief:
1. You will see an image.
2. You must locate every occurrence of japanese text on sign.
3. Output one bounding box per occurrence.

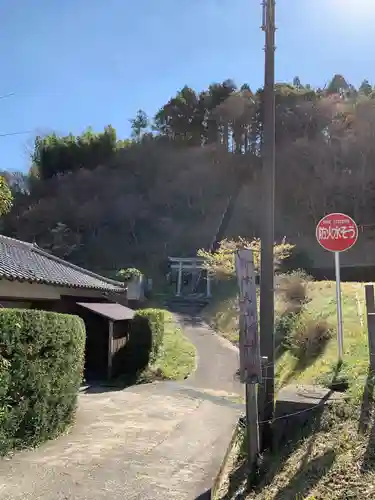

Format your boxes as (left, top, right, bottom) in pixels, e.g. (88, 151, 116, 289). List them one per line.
(317, 224, 356, 241)
(235, 248, 261, 384)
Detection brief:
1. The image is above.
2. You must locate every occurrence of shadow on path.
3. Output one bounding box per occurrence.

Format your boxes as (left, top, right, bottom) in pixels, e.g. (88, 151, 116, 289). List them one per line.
(195, 489, 211, 499)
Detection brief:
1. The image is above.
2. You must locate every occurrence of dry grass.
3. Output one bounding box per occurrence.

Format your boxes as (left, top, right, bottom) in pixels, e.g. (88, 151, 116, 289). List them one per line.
(277, 272, 309, 314)
(227, 409, 375, 500)
(204, 272, 309, 346)
(202, 278, 240, 345)
(286, 316, 332, 358)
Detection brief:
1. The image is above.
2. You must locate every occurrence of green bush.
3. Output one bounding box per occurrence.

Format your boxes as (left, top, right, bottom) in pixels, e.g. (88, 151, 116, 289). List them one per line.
(275, 311, 299, 354)
(0, 309, 85, 455)
(138, 309, 166, 363)
(128, 308, 166, 372)
(117, 267, 142, 281)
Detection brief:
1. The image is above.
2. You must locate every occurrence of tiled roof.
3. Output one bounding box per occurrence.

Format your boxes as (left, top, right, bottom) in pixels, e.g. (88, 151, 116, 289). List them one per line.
(0, 235, 126, 292)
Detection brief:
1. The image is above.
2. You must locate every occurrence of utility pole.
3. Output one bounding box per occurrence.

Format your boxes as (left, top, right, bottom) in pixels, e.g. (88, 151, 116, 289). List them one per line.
(259, 0, 276, 449)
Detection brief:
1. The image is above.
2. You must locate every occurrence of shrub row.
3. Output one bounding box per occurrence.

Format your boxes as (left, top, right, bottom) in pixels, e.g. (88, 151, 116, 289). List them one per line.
(0, 309, 85, 455)
(135, 308, 166, 363)
(123, 308, 166, 374)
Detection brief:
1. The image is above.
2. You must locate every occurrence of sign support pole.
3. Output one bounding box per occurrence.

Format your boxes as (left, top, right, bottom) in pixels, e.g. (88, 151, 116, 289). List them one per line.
(334, 251, 344, 363)
(245, 383, 260, 471)
(316, 213, 358, 365)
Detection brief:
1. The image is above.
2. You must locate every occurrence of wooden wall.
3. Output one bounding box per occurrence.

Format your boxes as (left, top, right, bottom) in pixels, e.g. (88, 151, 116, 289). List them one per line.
(111, 320, 131, 378)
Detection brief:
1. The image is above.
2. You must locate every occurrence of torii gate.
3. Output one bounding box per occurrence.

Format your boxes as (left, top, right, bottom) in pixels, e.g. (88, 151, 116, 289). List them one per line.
(167, 257, 212, 298)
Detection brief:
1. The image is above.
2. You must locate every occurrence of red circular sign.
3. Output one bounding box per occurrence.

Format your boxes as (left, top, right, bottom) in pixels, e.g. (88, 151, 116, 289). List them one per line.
(316, 213, 358, 252)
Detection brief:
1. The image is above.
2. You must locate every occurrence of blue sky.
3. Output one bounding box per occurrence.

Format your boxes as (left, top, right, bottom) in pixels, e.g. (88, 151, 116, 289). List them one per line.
(1, 0, 375, 172)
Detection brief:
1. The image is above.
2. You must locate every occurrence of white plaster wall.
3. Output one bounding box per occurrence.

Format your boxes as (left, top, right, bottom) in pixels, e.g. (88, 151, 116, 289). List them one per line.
(0, 279, 122, 300)
(0, 279, 61, 300)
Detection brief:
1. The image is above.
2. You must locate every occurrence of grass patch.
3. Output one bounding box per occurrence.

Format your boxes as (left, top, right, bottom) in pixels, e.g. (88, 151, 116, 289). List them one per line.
(276, 280, 367, 400)
(203, 276, 367, 398)
(210, 277, 375, 499)
(150, 312, 196, 380)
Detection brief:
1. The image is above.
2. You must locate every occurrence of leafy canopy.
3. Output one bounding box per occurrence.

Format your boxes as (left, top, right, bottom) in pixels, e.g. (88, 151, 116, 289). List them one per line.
(130, 109, 149, 141)
(198, 238, 295, 279)
(31, 126, 119, 180)
(0, 176, 13, 215)
(2, 73, 375, 276)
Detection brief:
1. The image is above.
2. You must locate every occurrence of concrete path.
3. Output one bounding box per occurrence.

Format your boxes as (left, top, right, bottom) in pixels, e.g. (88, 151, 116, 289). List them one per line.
(0, 314, 243, 500)
(174, 313, 242, 397)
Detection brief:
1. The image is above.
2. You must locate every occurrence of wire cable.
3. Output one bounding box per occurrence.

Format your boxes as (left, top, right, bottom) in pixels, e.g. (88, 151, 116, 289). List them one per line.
(0, 130, 32, 138)
(238, 395, 334, 427)
(0, 92, 15, 100)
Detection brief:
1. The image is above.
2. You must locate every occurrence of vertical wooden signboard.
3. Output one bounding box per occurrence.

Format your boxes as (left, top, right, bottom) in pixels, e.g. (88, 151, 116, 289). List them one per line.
(235, 248, 262, 383)
(235, 248, 261, 470)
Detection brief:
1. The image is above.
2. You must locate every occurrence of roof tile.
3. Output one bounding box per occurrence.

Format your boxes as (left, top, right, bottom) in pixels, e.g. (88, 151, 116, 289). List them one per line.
(0, 235, 125, 292)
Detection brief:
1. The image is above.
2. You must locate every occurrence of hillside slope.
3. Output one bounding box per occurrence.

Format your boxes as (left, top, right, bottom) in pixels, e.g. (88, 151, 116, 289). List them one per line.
(5, 75, 375, 279)
(3, 144, 258, 277)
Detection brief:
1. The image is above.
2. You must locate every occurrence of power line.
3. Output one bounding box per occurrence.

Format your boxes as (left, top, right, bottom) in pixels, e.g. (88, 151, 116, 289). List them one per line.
(0, 130, 32, 138)
(0, 92, 34, 138)
(0, 92, 15, 100)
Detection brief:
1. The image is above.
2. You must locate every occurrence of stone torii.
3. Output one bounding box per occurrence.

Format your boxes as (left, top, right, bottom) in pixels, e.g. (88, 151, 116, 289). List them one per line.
(167, 257, 212, 298)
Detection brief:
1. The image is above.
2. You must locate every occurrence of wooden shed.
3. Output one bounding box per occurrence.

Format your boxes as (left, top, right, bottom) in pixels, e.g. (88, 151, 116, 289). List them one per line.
(77, 302, 135, 380)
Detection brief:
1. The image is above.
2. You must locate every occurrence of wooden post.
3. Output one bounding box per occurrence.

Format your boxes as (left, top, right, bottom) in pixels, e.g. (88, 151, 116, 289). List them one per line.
(176, 261, 183, 297)
(206, 271, 212, 298)
(258, 355, 268, 451)
(108, 320, 114, 379)
(235, 248, 261, 473)
(365, 284, 375, 371)
(245, 383, 260, 474)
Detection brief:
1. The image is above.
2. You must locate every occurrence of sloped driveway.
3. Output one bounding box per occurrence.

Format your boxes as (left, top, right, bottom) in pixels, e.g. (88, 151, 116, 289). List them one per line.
(0, 314, 243, 500)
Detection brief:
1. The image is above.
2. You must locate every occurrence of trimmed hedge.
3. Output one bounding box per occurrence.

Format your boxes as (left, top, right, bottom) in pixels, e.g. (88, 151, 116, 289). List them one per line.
(136, 309, 166, 363)
(0, 309, 85, 455)
(126, 308, 166, 373)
